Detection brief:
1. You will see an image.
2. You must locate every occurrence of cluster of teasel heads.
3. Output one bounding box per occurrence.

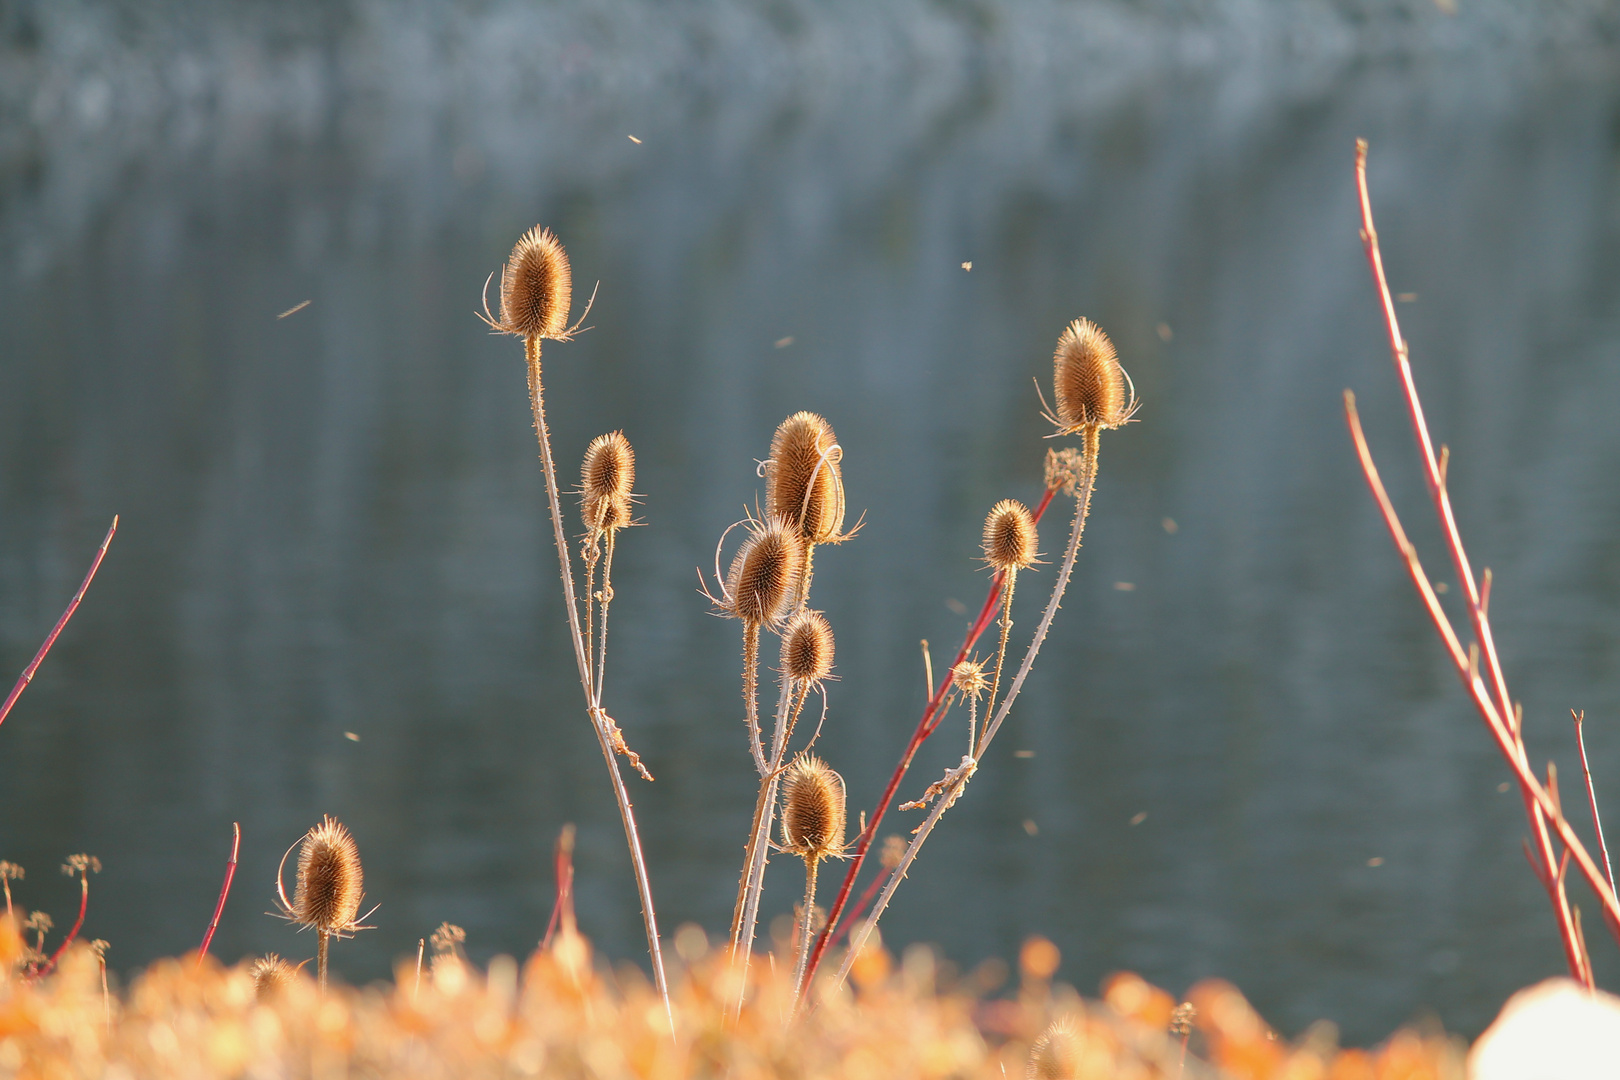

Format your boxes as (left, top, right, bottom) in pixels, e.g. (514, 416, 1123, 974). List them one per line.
(472, 222, 1139, 1019)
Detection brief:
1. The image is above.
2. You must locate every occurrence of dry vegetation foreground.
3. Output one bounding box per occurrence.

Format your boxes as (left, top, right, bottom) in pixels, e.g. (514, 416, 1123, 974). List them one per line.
(0, 912, 1491, 1080)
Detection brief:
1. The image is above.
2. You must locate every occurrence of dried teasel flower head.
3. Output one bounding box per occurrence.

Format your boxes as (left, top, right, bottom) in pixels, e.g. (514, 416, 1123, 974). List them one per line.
(0, 862, 23, 882)
(780, 755, 847, 863)
(276, 816, 367, 938)
(982, 499, 1038, 572)
(62, 854, 101, 877)
(1028, 1017, 1085, 1080)
(951, 658, 989, 700)
(251, 953, 296, 999)
(1044, 447, 1086, 497)
(1049, 318, 1136, 433)
(429, 922, 467, 956)
(492, 226, 574, 339)
(764, 412, 850, 545)
(581, 432, 636, 534)
(721, 515, 804, 628)
(781, 611, 835, 686)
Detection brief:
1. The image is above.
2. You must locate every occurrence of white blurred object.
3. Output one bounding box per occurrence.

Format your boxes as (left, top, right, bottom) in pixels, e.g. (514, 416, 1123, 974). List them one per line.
(1469, 978, 1620, 1080)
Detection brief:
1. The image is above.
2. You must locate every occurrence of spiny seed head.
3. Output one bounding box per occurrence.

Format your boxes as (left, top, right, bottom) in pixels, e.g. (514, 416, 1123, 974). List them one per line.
(252, 954, 295, 998)
(0, 862, 23, 882)
(764, 412, 848, 545)
(781, 611, 835, 685)
(61, 854, 100, 877)
(780, 755, 846, 863)
(724, 516, 804, 627)
(951, 659, 989, 700)
(983, 499, 1038, 572)
(498, 226, 573, 339)
(1052, 318, 1133, 432)
(582, 431, 635, 504)
(1028, 1018, 1085, 1080)
(289, 816, 365, 935)
(1044, 447, 1086, 497)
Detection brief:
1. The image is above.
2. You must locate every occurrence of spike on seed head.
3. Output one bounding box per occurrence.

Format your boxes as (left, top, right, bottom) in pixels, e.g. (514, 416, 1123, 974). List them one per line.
(1028, 1018, 1085, 1080)
(1051, 318, 1134, 432)
(723, 515, 804, 627)
(497, 226, 573, 339)
(281, 816, 365, 937)
(780, 755, 846, 863)
(781, 611, 835, 686)
(764, 412, 848, 545)
(983, 499, 1038, 572)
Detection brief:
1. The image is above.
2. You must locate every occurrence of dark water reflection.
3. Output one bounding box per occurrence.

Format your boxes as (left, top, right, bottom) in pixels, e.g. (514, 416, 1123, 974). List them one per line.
(3, 3, 1620, 1043)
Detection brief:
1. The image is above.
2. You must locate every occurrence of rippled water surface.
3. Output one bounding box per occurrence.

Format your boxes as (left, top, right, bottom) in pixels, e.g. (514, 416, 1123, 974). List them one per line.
(3, 0, 1620, 1042)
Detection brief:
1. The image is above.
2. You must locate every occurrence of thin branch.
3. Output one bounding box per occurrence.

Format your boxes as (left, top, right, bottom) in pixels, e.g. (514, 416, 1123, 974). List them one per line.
(197, 822, 241, 966)
(1, 517, 118, 730)
(1573, 710, 1616, 896)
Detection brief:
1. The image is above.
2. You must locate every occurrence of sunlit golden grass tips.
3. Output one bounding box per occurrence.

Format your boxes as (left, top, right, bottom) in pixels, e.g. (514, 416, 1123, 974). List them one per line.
(983, 499, 1038, 572)
(1049, 318, 1136, 433)
(765, 412, 850, 545)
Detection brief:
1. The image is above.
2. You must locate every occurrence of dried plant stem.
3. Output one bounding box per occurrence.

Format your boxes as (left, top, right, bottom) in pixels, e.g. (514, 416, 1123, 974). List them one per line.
(791, 859, 820, 1003)
(834, 435, 1100, 995)
(595, 531, 617, 705)
(317, 931, 330, 992)
(1, 516, 117, 731)
(196, 822, 241, 966)
(1573, 711, 1616, 896)
(742, 625, 765, 775)
(414, 939, 424, 999)
(524, 337, 671, 1015)
(37, 871, 93, 978)
(986, 569, 1018, 720)
(799, 490, 1059, 995)
(731, 678, 794, 1002)
(1350, 140, 1620, 967)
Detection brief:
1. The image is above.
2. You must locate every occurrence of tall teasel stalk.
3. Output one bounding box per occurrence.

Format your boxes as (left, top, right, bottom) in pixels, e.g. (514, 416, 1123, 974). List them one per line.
(831, 318, 1136, 996)
(273, 816, 371, 991)
(482, 227, 670, 1013)
(778, 754, 847, 1011)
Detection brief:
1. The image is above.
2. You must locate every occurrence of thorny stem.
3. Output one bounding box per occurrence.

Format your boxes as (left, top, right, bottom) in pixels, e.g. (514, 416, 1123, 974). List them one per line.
(317, 931, 329, 992)
(731, 670, 796, 1011)
(799, 487, 1059, 995)
(986, 569, 1017, 723)
(1573, 710, 1616, 896)
(196, 822, 241, 966)
(595, 531, 617, 706)
(1352, 143, 1614, 975)
(743, 625, 765, 776)
(524, 336, 672, 1018)
(791, 858, 820, 1010)
(1, 516, 118, 731)
(835, 435, 1101, 995)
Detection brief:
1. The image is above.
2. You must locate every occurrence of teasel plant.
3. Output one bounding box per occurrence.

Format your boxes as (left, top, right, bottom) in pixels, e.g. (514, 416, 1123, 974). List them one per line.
(778, 754, 847, 1011)
(827, 318, 1137, 997)
(273, 815, 374, 991)
(482, 227, 670, 1014)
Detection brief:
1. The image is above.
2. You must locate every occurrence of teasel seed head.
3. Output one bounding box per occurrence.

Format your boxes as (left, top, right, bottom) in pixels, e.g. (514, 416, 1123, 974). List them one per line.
(764, 412, 850, 545)
(1028, 1018, 1085, 1080)
(277, 815, 367, 938)
(252, 954, 296, 999)
(495, 226, 574, 339)
(983, 499, 1038, 572)
(1050, 318, 1136, 433)
(722, 515, 804, 628)
(1043, 447, 1086, 497)
(583, 493, 633, 534)
(780, 755, 847, 863)
(582, 431, 635, 504)
(951, 658, 989, 700)
(781, 611, 835, 686)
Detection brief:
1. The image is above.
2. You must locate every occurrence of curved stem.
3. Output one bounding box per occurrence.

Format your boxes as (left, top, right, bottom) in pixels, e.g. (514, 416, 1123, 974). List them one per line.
(196, 822, 241, 966)
(525, 336, 671, 1018)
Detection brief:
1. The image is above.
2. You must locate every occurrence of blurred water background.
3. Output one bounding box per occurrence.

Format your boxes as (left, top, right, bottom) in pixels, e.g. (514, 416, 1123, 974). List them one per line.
(4, 0, 1620, 1042)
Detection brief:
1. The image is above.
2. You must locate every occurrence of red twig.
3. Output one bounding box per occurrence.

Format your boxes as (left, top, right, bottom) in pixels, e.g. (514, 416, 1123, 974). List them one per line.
(543, 824, 577, 949)
(197, 822, 241, 966)
(1, 517, 118, 731)
(36, 870, 93, 979)
(1349, 140, 1615, 978)
(1573, 710, 1616, 897)
(799, 487, 1056, 990)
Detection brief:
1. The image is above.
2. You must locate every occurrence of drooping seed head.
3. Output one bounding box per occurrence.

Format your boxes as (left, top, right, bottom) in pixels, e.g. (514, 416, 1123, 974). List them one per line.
(252, 954, 296, 999)
(497, 226, 573, 339)
(764, 412, 848, 545)
(983, 499, 1038, 572)
(287, 816, 365, 936)
(951, 658, 989, 700)
(1051, 318, 1133, 432)
(781, 611, 835, 686)
(1028, 1018, 1085, 1080)
(780, 755, 846, 863)
(723, 516, 803, 628)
